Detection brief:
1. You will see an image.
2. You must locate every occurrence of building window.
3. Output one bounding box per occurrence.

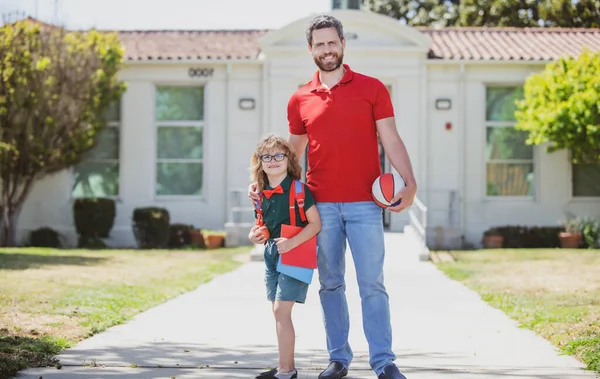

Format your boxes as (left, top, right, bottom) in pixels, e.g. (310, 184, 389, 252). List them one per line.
(572, 162, 600, 197)
(72, 102, 120, 198)
(485, 86, 534, 197)
(155, 86, 204, 196)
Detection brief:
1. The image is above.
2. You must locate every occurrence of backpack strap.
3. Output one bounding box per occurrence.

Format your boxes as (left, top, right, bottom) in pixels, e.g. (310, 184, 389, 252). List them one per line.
(295, 180, 307, 223)
(288, 180, 307, 227)
(255, 193, 264, 227)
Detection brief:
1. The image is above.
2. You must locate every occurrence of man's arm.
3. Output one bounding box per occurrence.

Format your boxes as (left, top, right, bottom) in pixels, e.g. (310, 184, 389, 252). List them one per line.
(288, 133, 308, 164)
(376, 116, 417, 212)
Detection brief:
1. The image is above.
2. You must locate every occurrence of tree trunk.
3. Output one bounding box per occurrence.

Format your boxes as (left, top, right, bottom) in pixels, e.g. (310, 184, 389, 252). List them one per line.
(0, 203, 24, 247)
(0, 178, 34, 247)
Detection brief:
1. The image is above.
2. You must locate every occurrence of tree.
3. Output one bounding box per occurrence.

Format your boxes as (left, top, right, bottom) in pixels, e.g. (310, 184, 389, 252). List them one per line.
(0, 20, 126, 246)
(363, 0, 600, 27)
(362, 0, 460, 27)
(458, 0, 540, 27)
(515, 49, 600, 165)
(539, 0, 600, 27)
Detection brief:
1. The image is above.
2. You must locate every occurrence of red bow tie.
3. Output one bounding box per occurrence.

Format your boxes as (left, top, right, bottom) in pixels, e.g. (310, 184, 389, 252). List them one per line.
(263, 185, 283, 199)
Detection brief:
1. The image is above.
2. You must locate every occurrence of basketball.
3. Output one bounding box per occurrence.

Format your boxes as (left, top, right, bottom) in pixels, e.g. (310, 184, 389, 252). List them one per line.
(372, 173, 406, 208)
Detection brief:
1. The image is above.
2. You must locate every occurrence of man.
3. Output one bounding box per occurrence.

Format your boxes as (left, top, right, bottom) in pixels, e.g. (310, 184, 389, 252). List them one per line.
(250, 14, 417, 379)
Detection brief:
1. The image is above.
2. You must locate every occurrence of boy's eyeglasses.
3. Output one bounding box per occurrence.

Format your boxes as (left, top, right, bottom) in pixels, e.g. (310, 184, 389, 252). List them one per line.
(260, 153, 286, 163)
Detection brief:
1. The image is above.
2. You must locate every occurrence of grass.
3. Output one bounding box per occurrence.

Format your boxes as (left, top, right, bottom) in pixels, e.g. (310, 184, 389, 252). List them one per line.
(0, 246, 248, 379)
(435, 248, 600, 374)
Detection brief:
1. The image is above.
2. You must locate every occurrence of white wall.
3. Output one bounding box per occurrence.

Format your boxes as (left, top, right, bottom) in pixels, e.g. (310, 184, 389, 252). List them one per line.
(17, 62, 263, 247)
(426, 63, 600, 248)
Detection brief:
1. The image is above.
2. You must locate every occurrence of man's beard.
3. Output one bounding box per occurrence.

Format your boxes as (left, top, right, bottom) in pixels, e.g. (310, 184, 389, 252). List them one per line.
(314, 52, 344, 72)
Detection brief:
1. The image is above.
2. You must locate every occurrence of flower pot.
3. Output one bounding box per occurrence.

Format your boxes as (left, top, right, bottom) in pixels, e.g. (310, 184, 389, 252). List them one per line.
(204, 234, 225, 249)
(559, 232, 581, 248)
(483, 235, 504, 249)
(189, 230, 206, 248)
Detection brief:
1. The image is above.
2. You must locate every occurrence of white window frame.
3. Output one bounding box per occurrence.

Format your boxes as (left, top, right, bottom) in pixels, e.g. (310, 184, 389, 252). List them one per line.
(484, 85, 536, 200)
(153, 85, 205, 199)
(71, 108, 121, 200)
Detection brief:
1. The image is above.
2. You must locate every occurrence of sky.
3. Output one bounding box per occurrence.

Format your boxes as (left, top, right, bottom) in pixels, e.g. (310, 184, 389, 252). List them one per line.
(0, 0, 332, 30)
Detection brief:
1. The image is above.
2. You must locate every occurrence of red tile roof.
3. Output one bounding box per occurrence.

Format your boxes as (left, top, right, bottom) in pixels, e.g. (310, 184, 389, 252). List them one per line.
(117, 30, 269, 61)
(116, 27, 600, 62)
(420, 27, 600, 61)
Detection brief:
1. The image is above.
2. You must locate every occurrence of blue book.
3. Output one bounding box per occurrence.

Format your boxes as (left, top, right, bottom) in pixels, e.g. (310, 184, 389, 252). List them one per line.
(277, 255, 314, 284)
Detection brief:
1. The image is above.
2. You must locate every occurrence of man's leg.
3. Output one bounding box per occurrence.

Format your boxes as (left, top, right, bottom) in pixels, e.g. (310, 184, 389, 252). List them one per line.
(344, 202, 397, 376)
(316, 202, 352, 369)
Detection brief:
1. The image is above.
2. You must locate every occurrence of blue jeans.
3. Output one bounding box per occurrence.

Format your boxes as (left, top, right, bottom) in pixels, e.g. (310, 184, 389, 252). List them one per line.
(316, 201, 396, 376)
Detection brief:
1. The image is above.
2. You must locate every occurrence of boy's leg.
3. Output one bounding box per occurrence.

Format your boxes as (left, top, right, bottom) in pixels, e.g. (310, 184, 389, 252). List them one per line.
(344, 202, 397, 376)
(273, 301, 296, 373)
(315, 202, 353, 369)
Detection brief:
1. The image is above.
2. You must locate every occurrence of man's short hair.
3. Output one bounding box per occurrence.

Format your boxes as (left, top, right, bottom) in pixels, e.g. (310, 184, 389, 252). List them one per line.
(306, 15, 344, 46)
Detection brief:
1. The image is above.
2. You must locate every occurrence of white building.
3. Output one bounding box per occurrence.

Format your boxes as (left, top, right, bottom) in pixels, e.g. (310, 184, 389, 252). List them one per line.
(16, 9, 600, 249)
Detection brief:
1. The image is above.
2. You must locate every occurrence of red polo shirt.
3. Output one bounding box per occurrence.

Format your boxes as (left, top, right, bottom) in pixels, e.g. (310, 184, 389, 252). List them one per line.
(288, 64, 395, 202)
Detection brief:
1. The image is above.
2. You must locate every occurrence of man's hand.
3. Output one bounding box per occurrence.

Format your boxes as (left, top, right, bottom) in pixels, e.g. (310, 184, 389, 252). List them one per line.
(387, 182, 417, 213)
(248, 225, 267, 244)
(274, 237, 295, 254)
(248, 182, 259, 205)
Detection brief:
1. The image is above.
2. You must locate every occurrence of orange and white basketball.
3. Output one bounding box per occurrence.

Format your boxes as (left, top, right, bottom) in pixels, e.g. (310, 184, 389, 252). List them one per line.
(372, 173, 406, 208)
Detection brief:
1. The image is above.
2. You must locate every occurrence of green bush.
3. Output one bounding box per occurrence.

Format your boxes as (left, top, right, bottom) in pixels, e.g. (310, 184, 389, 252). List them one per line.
(487, 225, 562, 248)
(77, 235, 107, 249)
(73, 198, 116, 239)
(29, 227, 60, 248)
(132, 207, 170, 249)
(577, 217, 600, 248)
(168, 223, 193, 248)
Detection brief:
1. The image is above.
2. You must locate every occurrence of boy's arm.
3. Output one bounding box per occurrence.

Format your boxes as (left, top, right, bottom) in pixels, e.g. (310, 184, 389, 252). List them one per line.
(274, 205, 321, 254)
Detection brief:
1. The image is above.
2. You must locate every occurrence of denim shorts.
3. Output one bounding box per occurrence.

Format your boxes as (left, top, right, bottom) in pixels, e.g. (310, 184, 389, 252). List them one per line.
(264, 239, 309, 304)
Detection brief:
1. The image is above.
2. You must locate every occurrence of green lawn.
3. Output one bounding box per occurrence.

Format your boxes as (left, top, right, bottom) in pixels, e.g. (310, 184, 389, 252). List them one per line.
(0, 247, 248, 379)
(435, 248, 600, 374)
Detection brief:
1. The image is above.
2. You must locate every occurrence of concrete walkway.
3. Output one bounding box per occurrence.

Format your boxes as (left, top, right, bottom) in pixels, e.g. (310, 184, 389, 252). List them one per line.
(18, 233, 598, 379)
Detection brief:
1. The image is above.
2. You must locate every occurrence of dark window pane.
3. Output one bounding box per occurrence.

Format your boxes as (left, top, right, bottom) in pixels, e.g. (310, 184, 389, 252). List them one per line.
(157, 127, 203, 159)
(156, 163, 203, 196)
(486, 127, 533, 160)
(573, 162, 600, 197)
(487, 163, 535, 196)
(155, 86, 204, 121)
(486, 87, 523, 122)
(84, 128, 119, 160)
(105, 101, 120, 122)
(72, 162, 119, 197)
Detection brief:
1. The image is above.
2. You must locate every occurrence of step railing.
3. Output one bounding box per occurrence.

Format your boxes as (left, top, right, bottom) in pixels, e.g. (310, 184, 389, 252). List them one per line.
(228, 188, 255, 224)
(408, 195, 428, 250)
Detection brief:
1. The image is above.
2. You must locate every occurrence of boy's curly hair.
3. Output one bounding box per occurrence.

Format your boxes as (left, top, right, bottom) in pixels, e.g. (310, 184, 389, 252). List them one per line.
(250, 134, 302, 192)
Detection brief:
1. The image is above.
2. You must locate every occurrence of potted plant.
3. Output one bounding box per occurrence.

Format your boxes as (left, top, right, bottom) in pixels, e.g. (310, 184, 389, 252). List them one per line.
(189, 227, 206, 248)
(559, 217, 582, 248)
(482, 227, 503, 248)
(203, 230, 226, 249)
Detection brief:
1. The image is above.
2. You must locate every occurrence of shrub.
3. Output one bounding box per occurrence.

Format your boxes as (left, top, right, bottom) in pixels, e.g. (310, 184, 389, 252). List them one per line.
(77, 235, 107, 249)
(168, 223, 193, 248)
(490, 225, 562, 248)
(132, 207, 170, 249)
(578, 217, 600, 248)
(73, 198, 116, 239)
(29, 227, 60, 248)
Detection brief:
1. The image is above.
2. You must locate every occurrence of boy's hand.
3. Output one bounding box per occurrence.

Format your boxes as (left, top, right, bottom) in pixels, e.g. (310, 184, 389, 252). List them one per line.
(248, 225, 266, 244)
(274, 237, 295, 254)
